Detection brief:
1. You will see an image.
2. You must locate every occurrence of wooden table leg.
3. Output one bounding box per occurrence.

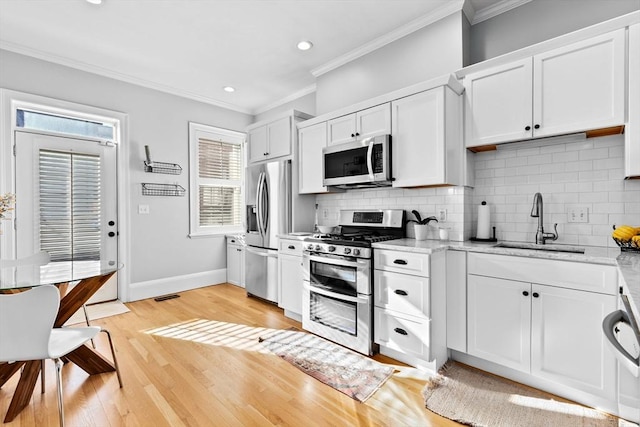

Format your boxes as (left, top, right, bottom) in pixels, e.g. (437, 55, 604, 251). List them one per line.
(3, 361, 40, 423)
(0, 362, 24, 389)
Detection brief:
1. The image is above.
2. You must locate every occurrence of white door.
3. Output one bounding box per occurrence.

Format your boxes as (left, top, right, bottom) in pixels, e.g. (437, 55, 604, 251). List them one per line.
(15, 131, 118, 302)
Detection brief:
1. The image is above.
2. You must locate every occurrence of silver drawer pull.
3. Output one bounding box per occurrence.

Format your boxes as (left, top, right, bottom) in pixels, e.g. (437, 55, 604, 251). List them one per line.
(394, 327, 408, 336)
(288, 245, 295, 250)
(394, 289, 408, 296)
(393, 259, 408, 265)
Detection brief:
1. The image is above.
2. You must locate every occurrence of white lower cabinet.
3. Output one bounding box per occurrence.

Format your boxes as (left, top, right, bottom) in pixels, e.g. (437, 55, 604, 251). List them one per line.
(277, 237, 304, 320)
(226, 236, 245, 287)
(373, 249, 447, 371)
(465, 252, 617, 408)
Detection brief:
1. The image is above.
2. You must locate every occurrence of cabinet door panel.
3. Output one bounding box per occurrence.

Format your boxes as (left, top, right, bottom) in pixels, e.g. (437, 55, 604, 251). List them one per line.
(467, 274, 531, 372)
(278, 253, 303, 314)
(374, 270, 430, 318)
(464, 58, 533, 147)
(531, 284, 616, 399)
(533, 29, 625, 138)
(391, 88, 446, 187)
(374, 308, 431, 359)
(627, 24, 640, 178)
(266, 116, 292, 159)
(357, 104, 391, 139)
(328, 114, 356, 145)
(248, 125, 268, 164)
(298, 122, 328, 194)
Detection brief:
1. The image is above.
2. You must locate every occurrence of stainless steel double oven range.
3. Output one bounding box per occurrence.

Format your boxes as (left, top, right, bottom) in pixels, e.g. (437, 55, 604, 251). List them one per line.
(302, 209, 405, 355)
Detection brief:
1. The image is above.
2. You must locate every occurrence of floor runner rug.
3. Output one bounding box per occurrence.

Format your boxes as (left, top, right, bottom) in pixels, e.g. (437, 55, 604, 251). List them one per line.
(259, 329, 394, 402)
(422, 361, 619, 427)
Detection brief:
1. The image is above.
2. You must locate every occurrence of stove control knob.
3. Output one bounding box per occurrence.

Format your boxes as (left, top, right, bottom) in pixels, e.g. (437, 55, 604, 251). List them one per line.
(353, 248, 360, 256)
(343, 248, 351, 254)
(307, 244, 314, 250)
(328, 245, 336, 252)
(315, 245, 322, 251)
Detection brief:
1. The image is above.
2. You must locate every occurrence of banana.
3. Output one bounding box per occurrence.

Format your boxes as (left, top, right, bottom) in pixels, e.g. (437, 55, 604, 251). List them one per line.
(612, 225, 637, 242)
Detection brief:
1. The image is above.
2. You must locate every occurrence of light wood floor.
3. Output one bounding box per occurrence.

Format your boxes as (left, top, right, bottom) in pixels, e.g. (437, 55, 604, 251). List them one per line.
(1, 283, 461, 427)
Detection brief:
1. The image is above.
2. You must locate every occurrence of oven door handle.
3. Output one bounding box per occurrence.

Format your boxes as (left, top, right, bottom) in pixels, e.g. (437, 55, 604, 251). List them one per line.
(602, 309, 640, 377)
(304, 254, 362, 268)
(304, 282, 368, 304)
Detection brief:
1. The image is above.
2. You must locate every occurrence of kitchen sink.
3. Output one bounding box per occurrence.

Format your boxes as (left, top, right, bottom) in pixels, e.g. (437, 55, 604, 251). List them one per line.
(494, 242, 586, 254)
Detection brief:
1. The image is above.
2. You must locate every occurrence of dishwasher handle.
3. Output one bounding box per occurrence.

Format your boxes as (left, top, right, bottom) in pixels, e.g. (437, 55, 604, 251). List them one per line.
(602, 309, 640, 377)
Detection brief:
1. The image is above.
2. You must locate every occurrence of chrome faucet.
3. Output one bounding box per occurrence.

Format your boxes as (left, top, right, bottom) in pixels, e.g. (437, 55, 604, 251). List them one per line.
(530, 192, 558, 245)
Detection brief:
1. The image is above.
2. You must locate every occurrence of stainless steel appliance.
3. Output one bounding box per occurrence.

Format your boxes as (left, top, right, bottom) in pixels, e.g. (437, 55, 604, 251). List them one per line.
(302, 209, 405, 355)
(603, 282, 640, 422)
(322, 135, 392, 189)
(245, 159, 313, 303)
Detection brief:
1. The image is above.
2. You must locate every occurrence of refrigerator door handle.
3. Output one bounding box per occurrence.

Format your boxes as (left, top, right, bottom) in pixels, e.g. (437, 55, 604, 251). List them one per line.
(261, 173, 269, 235)
(256, 172, 265, 236)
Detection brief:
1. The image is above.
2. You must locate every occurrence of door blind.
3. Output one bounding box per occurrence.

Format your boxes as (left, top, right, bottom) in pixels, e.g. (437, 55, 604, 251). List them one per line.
(198, 138, 242, 227)
(39, 150, 101, 261)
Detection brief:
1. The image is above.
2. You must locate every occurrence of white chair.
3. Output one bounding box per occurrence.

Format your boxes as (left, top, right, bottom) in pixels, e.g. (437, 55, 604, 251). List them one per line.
(0, 285, 123, 427)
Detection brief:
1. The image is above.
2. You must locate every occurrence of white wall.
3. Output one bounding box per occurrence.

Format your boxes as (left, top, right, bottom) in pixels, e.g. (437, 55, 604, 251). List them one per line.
(469, 0, 640, 64)
(315, 12, 466, 115)
(0, 49, 253, 299)
(470, 134, 640, 247)
(253, 92, 316, 123)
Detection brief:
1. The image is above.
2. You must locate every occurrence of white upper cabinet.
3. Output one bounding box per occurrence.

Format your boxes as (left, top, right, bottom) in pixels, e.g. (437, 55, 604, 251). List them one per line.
(298, 122, 329, 194)
(626, 23, 640, 179)
(327, 103, 391, 145)
(391, 86, 463, 188)
(464, 29, 626, 148)
(248, 116, 292, 164)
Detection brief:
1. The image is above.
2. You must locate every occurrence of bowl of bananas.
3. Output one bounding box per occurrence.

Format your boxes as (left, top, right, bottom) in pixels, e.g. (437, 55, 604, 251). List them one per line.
(612, 225, 640, 252)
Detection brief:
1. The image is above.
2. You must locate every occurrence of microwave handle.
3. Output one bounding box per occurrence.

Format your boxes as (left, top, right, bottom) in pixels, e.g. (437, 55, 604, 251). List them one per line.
(366, 139, 374, 179)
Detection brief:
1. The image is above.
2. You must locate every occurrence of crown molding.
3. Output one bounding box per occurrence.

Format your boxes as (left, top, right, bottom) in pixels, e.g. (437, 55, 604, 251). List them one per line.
(471, 0, 532, 25)
(310, 0, 465, 78)
(252, 84, 317, 116)
(0, 41, 253, 115)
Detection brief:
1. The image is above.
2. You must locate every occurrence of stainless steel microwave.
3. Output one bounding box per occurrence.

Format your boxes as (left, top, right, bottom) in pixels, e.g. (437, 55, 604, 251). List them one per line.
(322, 135, 392, 189)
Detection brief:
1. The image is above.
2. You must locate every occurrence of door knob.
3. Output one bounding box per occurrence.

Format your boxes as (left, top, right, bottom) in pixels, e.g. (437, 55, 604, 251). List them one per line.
(108, 231, 116, 237)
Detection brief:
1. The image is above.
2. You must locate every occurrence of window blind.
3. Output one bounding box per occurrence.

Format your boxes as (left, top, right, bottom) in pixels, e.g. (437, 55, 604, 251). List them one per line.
(39, 150, 101, 261)
(198, 138, 242, 227)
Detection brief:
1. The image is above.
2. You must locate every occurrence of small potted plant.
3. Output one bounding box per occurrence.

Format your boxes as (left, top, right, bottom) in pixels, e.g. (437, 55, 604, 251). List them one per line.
(407, 210, 438, 241)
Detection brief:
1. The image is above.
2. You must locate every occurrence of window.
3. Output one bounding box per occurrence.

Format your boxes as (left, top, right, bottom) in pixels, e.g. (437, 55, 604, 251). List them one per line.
(16, 109, 115, 140)
(189, 122, 244, 236)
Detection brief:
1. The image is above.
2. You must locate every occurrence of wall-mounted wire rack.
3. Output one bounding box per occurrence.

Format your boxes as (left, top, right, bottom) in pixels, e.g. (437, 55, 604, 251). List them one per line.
(144, 161, 182, 175)
(141, 183, 185, 197)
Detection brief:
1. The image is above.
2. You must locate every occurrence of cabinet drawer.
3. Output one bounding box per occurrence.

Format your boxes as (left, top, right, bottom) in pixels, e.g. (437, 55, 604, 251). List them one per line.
(374, 270, 430, 317)
(374, 249, 430, 277)
(374, 308, 430, 360)
(467, 252, 617, 295)
(278, 239, 304, 256)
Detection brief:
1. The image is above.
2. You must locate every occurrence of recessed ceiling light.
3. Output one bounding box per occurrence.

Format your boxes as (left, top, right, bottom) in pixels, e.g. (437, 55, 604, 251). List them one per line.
(86, 0, 103, 4)
(297, 40, 313, 51)
(223, 86, 235, 93)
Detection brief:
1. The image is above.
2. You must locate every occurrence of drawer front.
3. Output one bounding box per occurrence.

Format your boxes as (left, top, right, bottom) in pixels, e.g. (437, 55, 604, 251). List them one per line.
(374, 249, 430, 277)
(467, 252, 617, 295)
(374, 308, 430, 359)
(278, 239, 304, 256)
(374, 270, 430, 317)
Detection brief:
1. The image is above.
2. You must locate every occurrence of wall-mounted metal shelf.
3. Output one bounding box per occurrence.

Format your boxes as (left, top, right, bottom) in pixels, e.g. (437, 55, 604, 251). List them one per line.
(141, 183, 185, 197)
(144, 161, 182, 175)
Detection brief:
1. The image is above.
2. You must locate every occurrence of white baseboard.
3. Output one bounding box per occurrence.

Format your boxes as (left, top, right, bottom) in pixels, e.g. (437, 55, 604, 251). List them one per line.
(126, 269, 227, 302)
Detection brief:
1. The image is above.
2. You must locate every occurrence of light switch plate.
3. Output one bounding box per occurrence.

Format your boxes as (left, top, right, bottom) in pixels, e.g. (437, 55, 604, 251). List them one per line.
(567, 205, 588, 223)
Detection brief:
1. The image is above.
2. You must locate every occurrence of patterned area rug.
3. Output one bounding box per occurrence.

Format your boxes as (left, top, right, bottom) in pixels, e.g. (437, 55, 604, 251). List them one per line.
(423, 361, 619, 427)
(259, 329, 395, 402)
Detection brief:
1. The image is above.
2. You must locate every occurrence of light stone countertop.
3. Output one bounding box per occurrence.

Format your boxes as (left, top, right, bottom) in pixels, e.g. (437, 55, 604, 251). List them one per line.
(277, 232, 315, 241)
(372, 238, 640, 330)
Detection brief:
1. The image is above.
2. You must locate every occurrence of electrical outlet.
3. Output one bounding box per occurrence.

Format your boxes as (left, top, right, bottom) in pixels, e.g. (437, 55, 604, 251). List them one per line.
(438, 209, 447, 222)
(138, 204, 150, 215)
(567, 205, 589, 223)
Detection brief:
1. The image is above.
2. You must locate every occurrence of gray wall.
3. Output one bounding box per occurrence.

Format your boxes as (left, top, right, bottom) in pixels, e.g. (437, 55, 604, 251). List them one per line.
(315, 12, 466, 115)
(0, 49, 253, 287)
(469, 0, 640, 64)
(253, 92, 316, 123)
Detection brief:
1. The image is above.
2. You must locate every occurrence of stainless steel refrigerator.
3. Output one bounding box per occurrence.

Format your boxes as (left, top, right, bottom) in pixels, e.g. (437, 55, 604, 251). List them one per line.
(245, 159, 307, 303)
